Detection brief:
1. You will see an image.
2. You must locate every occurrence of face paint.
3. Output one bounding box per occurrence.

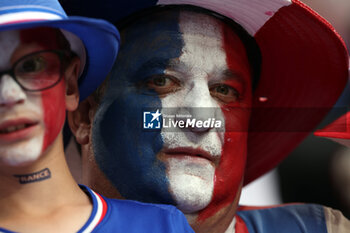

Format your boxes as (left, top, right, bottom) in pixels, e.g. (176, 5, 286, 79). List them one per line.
(93, 10, 183, 204)
(19, 28, 67, 154)
(0, 28, 66, 167)
(198, 17, 252, 219)
(92, 9, 252, 220)
(159, 12, 226, 213)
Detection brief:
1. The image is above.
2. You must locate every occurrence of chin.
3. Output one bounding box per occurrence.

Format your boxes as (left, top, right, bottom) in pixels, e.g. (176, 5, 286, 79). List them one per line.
(0, 136, 43, 167)
(167, 158, 215, 213)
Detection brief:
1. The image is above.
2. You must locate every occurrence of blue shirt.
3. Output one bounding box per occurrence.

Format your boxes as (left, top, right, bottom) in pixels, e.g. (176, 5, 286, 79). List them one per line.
(236, 204, 331, 233)
(0, 185, 194, 233)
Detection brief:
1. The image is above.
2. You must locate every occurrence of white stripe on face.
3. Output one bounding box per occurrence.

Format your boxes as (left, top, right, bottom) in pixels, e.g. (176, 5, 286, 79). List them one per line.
(160, 11, 226, 213)
(157, 0, 292, 35)
(0, 30, 44, 166)
(0, 75, 26, 105)
(0, 30, 19, 70)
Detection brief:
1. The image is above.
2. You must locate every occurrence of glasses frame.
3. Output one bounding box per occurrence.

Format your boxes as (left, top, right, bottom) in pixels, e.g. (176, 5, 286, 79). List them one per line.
(0, 50, 72, 92)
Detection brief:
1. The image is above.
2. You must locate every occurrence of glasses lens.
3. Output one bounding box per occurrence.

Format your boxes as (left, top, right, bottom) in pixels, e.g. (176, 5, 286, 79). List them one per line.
(14, 51, 62, 91)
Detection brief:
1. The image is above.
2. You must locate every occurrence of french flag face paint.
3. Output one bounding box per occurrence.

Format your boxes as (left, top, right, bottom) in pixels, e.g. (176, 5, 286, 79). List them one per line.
(0, 28, 66, 167)
(93, 8, 252, 220)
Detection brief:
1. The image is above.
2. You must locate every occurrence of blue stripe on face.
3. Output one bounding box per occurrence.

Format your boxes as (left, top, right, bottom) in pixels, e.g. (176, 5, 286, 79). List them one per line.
(92, 9, 184, 204)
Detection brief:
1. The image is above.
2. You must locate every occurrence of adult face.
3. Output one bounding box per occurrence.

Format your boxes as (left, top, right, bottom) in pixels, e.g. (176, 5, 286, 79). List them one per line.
(0, 28, 68, 167)
(92, 9, 252, 219)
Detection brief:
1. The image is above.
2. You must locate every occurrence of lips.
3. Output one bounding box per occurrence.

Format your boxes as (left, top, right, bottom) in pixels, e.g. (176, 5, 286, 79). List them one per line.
(161, 147, 218, 165)
(0, 123, 28, 133)
(0, 119, 39, 141)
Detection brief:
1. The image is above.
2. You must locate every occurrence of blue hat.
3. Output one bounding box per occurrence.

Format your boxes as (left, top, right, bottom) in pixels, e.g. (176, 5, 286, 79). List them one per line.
(0, 0, 120, 100)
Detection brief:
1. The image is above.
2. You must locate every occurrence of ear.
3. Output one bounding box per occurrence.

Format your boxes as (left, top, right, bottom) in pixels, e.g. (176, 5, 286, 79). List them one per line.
(67, 95, 97, 145)
(65, 56, 81, 111)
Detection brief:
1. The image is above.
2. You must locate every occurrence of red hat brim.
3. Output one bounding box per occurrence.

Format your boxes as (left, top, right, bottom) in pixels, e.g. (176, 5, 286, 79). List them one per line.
(314, 112, 350, 147)
(245, 0, 348, 184)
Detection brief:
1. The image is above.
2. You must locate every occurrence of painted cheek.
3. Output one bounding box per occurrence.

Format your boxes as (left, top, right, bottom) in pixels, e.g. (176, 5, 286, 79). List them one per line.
(198, 23, 252, 221)
(94, 89, 173, 204)
(20, 28, 65, 152)
(92, 12, 184, 204)
(198, 112, 248, 221)
(41, 79, 66, 152)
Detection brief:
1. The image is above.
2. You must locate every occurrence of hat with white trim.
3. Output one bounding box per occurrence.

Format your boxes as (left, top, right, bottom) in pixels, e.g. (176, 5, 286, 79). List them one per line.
(62, 0, 348, 184)
(0, 0, 120, 100)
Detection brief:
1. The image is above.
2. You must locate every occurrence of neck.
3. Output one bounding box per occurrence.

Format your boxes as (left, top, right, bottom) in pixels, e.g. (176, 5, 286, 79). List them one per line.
(185, 185, 242, 233)
(0, 134, 86, 218)
(224, 218, 236, 233)
(185, 199, 239, 233)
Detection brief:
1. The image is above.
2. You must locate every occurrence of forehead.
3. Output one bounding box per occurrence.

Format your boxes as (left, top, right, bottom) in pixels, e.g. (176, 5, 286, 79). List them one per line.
(0, 27, 62, 70)
(0, 27, 61, 49)
(117, 8, 250, 81)
(121, 9, 227, 53)
(174, 11, 231, 77)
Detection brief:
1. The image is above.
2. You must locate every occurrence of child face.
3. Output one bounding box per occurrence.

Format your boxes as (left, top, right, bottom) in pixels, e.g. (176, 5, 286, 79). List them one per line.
(0, 28, 68, 167)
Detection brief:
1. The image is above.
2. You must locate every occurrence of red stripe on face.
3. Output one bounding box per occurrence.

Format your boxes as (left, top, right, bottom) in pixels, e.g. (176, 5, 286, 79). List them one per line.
(19, 28, 67, 153)
(197, 22, 252, 221)
(41, 79, 66, 152)
(19, 27, 60, 49)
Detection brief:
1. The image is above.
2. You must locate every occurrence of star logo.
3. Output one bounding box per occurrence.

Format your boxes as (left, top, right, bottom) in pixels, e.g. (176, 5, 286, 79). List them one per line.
(150, 109, 161, 122)
(143, 109, 162, 129)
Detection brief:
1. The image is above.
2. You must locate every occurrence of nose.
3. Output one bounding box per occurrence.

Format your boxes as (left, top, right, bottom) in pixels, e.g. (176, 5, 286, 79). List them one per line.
(179, 80, 218, 132)
(0, 74, 26, 107)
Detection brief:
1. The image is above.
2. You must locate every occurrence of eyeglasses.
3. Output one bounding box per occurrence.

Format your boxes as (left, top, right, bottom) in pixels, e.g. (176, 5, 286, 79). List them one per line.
(0, 50, 71, 92)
